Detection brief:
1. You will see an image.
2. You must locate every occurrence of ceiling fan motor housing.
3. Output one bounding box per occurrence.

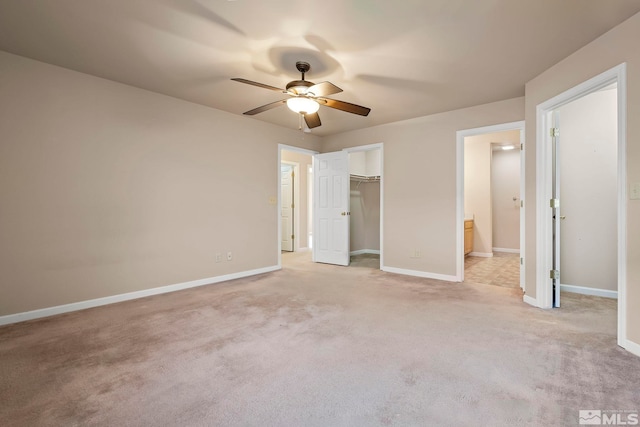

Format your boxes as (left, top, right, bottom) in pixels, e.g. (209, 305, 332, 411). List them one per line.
(286, 61, 314, 95)
(286, 80, 314, 95)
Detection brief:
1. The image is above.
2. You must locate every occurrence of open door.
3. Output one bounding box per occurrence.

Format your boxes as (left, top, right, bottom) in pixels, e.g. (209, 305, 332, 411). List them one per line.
(313, 151, 350, 266)
(281, 164, 294, 252)
(519, 129, 526, 291)
(551, 111, 561, 307)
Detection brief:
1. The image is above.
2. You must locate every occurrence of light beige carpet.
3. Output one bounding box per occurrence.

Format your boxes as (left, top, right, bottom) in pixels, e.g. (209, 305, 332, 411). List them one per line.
(1, 251, 638, 426)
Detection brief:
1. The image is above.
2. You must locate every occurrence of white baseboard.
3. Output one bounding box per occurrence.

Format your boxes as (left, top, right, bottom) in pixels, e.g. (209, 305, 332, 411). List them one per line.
(622, 338, 640, 358)
(382, 266, 457, 282)
(492, 247, 520, 254)
(469, 252, 493, 258)
(523, 294, 538, 307)
(560, 284, 617, 299)
(350, 249, 381, 256)
(0, 265, 281, 326)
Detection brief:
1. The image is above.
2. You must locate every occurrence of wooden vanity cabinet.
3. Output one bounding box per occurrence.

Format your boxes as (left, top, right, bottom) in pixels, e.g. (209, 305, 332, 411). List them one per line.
(464, 220, 474, 255)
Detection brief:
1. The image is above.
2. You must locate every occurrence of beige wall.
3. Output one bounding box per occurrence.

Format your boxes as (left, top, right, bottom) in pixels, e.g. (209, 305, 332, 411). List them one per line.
(492, 149, 520, 251)
(323, 97, 525, 277)
(558, 88, 617, 292)
(524, 12, 640, 343)
(0, 51, 320, 316)
(281, 150, 313, 250)
(349, 150, 381, 177)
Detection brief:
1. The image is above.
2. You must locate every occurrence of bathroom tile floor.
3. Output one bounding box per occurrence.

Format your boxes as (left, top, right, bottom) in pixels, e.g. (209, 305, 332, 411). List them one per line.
(464, 252, 520, 288)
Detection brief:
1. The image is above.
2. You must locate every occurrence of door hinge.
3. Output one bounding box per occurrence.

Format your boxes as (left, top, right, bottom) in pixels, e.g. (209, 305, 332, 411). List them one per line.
(291, 203, 294, 208)
(521, 200, 524, 208)
(549, 269, 559, 280)
(550, 198, 560, 208)
(291, 171, 295, 178)
(520, 257, 523, 265)
(550, 127, 560, 137)
(520, 143, 524, 150)
(291, 234, 295, 240)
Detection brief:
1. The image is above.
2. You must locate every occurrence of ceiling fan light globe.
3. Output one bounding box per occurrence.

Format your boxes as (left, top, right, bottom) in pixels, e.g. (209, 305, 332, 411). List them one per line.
(286, 97, 319, 114)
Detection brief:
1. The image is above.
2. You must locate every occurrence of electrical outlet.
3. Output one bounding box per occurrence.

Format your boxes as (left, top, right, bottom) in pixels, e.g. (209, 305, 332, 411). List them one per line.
(215, 253, 222, 263)
(227, 251, 233, 261)
(631, 182, 640, 200)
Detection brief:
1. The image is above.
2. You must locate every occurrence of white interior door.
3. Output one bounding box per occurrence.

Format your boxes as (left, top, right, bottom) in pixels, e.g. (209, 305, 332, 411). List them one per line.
(313, 151, 350, 266)
(551, 111, 561, 307)
(520, 129, 525, 291)
(281, 164, 294, 252)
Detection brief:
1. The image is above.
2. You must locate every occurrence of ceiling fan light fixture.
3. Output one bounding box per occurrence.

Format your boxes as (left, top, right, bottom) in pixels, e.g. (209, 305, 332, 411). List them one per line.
(286, 97, 319, 114)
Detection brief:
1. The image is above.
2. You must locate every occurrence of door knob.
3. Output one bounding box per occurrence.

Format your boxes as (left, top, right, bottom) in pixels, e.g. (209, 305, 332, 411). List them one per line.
(341, 212, 346, 216)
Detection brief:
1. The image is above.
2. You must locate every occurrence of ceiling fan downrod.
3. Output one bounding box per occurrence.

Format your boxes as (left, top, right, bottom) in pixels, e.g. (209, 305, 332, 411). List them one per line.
(296, 61, 311, 80)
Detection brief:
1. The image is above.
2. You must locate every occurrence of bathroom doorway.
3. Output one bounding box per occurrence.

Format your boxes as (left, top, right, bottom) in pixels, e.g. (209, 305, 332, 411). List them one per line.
(456, 121, 525, 291)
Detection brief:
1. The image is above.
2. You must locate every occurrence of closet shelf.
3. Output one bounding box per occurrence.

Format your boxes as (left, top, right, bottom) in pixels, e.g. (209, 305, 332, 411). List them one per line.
(350, 174, 380, 182)
(350, 174, 380, 188)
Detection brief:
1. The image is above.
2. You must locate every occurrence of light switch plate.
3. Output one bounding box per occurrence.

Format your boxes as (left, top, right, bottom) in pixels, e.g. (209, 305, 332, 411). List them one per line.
(631, 182, 640, 200)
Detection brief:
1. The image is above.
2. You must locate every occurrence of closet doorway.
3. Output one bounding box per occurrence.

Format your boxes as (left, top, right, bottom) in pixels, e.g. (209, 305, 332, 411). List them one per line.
(348, 146, 382, 268)
(312, 143, 384, 269)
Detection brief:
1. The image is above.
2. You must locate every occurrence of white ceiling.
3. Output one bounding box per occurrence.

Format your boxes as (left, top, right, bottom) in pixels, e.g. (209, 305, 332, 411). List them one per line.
(1, 0, 639, 136)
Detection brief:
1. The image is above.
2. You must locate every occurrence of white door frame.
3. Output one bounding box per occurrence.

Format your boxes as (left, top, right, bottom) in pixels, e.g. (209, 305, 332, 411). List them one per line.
(343, 143, 385, 269)
(534, 63, 627, 349)
(280, 161, 298, 252)
(277, 144, 319, 269)
(456, 121, 526, 287)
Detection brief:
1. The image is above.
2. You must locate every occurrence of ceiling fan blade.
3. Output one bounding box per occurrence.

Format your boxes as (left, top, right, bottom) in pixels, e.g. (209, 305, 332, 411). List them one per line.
(307, 81, 343, 97)
(231, 78, 284, 92)
(317, 97, 371, 116)
(304, 112, 322, 129)
(243, 99, 287, 115)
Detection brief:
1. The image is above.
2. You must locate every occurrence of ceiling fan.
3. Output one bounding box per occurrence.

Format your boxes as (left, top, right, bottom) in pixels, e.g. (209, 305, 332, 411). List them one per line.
(231, 61, 371, 129)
